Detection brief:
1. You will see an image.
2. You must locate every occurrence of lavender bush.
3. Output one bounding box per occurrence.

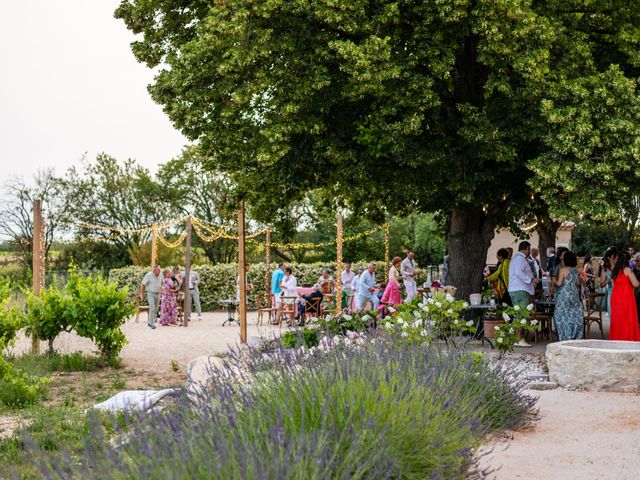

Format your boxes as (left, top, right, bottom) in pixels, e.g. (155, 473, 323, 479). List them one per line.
(23, 336, 536, 479)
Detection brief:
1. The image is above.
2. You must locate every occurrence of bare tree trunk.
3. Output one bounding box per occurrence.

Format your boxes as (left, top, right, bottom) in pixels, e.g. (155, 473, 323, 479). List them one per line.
(446, 207, 496, 301)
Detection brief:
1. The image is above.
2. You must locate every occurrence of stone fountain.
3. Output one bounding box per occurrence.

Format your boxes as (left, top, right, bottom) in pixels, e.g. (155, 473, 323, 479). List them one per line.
(546, 340, 640, 393)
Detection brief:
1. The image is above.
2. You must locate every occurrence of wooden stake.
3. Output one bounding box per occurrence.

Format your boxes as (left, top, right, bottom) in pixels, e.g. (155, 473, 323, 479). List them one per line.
(265, 226, 271, 300)
(183, 216, 192, 326)
(238, 201, 247, 344)
(150, 224, 158, 268)
(32, 199, 43, 355)
(336, 213, 343, 315)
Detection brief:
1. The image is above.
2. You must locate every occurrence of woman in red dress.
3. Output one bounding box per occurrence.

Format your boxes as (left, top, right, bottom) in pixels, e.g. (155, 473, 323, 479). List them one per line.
(609, 252, 640, 341)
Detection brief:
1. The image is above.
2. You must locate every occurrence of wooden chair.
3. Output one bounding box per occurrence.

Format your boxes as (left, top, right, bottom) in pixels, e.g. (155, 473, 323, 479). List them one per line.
(256, 294, 277, 326)
(134, 293, 150, 323)
(584, 292, 605, 339)
(279, 296, 297, 328)
(301, 297, 322, 325)
(529, 313, 552, 343)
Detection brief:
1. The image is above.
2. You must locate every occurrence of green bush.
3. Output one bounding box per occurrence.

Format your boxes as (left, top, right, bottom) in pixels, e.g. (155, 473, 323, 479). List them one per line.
(25, 271, 133, 359)
(109, 261, 421, 310)
(281, 328, 319, 349)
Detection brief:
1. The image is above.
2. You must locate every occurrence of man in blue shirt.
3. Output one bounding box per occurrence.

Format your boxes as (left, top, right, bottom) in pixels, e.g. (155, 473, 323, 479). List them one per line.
(356, 262, 380, 311)
(271, 263, 286, 308)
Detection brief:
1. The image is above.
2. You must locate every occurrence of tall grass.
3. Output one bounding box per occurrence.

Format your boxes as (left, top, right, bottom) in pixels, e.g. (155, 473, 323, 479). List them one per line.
(23, 336, 536, 479)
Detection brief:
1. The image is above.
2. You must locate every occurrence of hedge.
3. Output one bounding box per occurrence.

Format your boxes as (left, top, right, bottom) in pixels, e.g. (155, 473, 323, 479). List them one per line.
(109, 262, 427, 310)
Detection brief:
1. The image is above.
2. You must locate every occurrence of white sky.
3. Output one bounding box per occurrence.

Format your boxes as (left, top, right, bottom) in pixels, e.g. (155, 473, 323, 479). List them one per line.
(0, 0, 187, 181)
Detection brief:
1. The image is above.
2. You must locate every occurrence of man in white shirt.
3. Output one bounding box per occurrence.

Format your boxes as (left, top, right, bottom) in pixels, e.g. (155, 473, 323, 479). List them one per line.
(356, 262, 379, 310)
(401, 250, 418, 302)
(182, 269, 202, 319)
(508, 241, 540, 307)
(140, 265, 163, 329)
(341, 262, 355, 293)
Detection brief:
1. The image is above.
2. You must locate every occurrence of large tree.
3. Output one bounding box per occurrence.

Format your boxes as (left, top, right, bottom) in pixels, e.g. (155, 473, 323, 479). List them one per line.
(116, 0, 640, 298)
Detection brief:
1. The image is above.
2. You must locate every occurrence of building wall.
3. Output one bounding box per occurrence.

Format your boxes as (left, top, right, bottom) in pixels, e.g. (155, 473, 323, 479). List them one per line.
(486, 228, 572, 264)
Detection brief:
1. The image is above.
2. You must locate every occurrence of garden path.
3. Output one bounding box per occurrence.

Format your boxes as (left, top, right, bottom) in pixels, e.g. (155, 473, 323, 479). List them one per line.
(480, 388, 640, 480)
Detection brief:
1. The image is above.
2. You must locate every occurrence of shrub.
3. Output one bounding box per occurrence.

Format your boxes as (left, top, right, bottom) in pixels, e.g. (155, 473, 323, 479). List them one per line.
(281, 328, 319, 349)
(26, 336, 536, 479)
(25, 271, 133, 359)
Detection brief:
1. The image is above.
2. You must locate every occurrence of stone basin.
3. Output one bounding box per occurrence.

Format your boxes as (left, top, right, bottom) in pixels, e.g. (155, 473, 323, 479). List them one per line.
(546, 340, 640, 392)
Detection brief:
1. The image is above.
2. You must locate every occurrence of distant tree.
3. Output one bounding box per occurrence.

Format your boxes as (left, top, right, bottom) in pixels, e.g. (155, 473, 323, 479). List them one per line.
(62, 154, 177, 263)
(156, 147, 239, 263)
(0, 170, 71, 271)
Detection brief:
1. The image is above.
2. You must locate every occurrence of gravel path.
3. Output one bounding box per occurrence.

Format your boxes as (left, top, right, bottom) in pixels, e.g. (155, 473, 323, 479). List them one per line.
(480, 389, 640, 480)
(9, 311, 280, 375)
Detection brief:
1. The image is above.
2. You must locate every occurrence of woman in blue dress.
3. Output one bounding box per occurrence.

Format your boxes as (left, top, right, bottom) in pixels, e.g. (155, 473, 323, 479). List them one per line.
(554, 251, 585, 341)
(599, 248, 617, 314)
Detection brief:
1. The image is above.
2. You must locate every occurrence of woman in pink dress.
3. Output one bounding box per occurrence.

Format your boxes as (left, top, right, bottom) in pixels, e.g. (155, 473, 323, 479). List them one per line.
(159, 269, 179, 326)
(379, 257, 403, 317)
(609, 252, 640, 341)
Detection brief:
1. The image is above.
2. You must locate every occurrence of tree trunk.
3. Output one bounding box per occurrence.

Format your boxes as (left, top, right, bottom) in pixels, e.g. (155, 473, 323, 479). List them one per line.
(536, 220, 560, 272)
(446, 207, 496, 302)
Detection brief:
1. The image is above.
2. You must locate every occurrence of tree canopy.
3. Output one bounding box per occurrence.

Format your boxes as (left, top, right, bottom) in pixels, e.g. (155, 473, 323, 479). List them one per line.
(117, 2, 640, 293)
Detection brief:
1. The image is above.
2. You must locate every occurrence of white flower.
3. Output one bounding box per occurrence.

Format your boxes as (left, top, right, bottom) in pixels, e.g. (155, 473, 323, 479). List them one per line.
(446, 308, 453, 315)
(526, 304, 534, 311)
(343, 314, 353, 321)
(531, 319, 539, 326)
(388, 306, 396, 313)
(463, 302, 469, 308)
(494, 325, 500, 331)
(397, 318, 406, 325)
(497, 337, 503, 343)
(420, 329, 428, 337)
(309, 317, 318, 323)
(423, 305, 430, 313)
(466, 320, 474, 327)
(401, 332, 408, 338)
(435, 301, 442, 308)
(385, 322, 393, 330)
(520, 319, 527, 325)
(427, 298, 435, 305)
(384, 316, 391, 321)
(509, 328, 514, 334)
(454, 319, 459, 325)
(361, 314, 371, 322)
(445, 293, 454, 302)
(413, 320, 422, 328)
(514, 305, 521, 311)
(502, 312, 511, 322)
(413, 310, 421, 318)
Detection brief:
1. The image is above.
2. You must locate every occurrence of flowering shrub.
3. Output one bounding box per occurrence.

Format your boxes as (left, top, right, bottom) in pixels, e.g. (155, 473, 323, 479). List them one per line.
(23, 336, 536, 479)
(493, 304, 538, 352)
(311, 311, 375, 336)
(382, 294, 475, 344)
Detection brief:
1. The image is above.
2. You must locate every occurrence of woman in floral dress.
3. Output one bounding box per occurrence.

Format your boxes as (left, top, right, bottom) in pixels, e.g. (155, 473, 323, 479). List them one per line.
(554, 251, 585, 341)
(159, 269, 178, 326)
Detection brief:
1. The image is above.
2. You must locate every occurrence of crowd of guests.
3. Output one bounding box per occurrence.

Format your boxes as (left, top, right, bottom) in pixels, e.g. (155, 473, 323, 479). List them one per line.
(139, 265, 202, 329)
(269, 251, 421, 325)
(485, 241, 640, 343)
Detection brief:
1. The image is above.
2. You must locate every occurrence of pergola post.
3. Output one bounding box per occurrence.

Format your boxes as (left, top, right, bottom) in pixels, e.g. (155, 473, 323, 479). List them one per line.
(150, 223, 158, 267)
(336, 213, 343, 315)
(265, 226, 271, 301)
(238, 201, 247, 344)
(32, 199, 45, 355)
(384, 222, 390, 282)
(183, 216, 192, 326)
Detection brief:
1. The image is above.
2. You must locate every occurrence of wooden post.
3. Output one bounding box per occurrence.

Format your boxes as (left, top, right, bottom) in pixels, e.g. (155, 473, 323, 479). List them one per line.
(265, 226, 271, 300)
(336, 213, 343, 315)
(238, 201, 247, 344)
(32, 199, 44, 355)
(183, 217, 192, 326)
(384, 222, 390, 282)
(150, 224, 158, 267)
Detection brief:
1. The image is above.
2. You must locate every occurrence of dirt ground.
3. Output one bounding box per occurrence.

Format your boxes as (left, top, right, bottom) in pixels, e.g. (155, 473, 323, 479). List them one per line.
(9, 311, 280, 377)
(480, 389, 640, 480)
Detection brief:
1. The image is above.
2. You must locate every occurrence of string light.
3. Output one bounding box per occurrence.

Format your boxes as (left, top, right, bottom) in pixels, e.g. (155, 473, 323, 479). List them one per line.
(384, 222, 390, 282)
